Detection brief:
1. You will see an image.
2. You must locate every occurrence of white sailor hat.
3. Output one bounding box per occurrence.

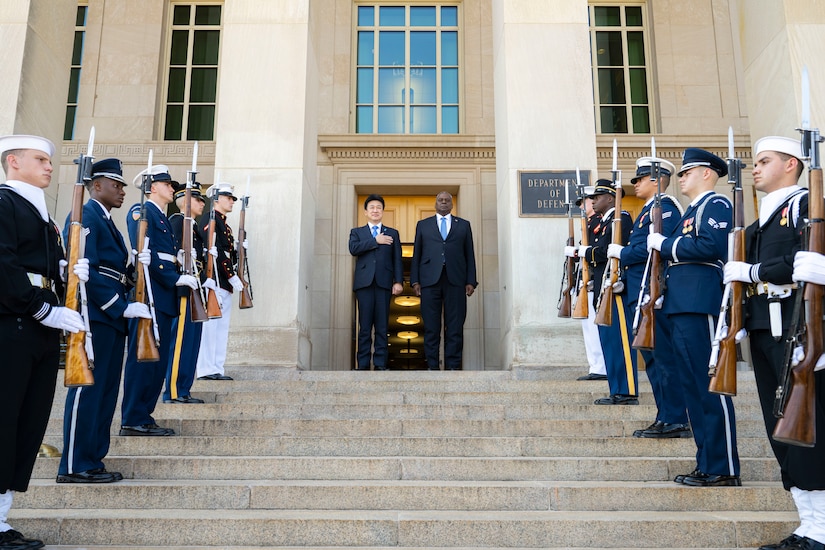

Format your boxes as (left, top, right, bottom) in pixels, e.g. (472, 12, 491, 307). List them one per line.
(0, 134, 56, 157)
(754, 136, 803, 160)
(207, 182, 237, 200)
(631, 157, 677, 183)
(132, 164, 174, 193)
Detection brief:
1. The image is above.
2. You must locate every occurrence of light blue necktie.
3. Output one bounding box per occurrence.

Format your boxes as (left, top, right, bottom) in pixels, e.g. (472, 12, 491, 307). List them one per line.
(440, 216, 447, 240)
(371, 225, 378, 238)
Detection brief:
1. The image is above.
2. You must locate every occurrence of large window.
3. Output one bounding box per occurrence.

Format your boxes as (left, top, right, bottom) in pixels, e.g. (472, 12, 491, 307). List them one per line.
(163, 3, 222, 141)
(355, 4, 459, 134)
(64, 3, 87, 140)
(589, 4, 651, 134)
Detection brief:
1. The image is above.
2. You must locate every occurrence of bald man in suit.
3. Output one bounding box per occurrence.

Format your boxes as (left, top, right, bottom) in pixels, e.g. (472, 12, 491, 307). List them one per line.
(411, 191, 478, 370)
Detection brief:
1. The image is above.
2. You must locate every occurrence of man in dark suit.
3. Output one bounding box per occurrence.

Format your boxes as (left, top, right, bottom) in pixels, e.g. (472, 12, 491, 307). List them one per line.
(349, 194, 403, 370)
(411, 191, 478, 370)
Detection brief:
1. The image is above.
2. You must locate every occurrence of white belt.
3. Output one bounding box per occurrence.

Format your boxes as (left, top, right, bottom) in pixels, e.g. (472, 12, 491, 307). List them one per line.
(27, 272, 53, 290)
(157, 253, 177, 264)
(753, 282, 796, 299)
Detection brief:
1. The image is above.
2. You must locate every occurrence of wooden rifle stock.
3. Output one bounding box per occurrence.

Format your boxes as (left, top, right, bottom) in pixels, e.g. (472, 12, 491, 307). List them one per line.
(558, 216, 575, 318)
(595, 173, 623, 327)
(182, 177, 208, 322)
(204, 208, 223, 319)
(237, 196, 253, 309)
(632, 190, 663, 350)
(773, 163, 823, 447)
(709, 230, 744, 396)
(572, 214, 591, 319)
(135, 215, 160, 362)
(64, 170, 94, 387)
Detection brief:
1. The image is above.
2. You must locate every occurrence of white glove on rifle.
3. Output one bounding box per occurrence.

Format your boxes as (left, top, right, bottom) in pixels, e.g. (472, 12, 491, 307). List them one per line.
(563, 246, 577, 258)
(228, 275, 244, 292)
(607, 243, 623, 260)
(723, 261, 760, 284)
(40, 307, 84, 333)
(175, 274, 199, 290)
(203, 278, 217, 291)
(577, 245, 591, 259)
(242, 239, 249, 250)
(58, 259, 68, 283)
(131, 248, 152, 267)
(208, 246, 218, 258)
(176, 248, 197, 265)
(61, 258, 90, 283)
(646, 233, 666, 252)
(793, 251, 825, 285)
(123, 302, 151, 319)
(719, 325, 748, 343)
(790, 345, 825, 371)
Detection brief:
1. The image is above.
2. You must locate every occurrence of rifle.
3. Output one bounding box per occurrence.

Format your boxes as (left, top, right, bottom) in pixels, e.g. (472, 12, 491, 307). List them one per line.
(632, 160, 663, 350)
(572, 183, 591, 319)
(557, 181, 574, 318)
(64, 128, 95, 387)
(237, 193, 254, 309)
(773, 82, 822, 446)
(183, 162, 208, 322)
(774, 271, 806, 418)
(203, 195, 223, 319)
(134, 153, 161, 362)
(595, 140, 623, 326)
(708, 127, 745, 396)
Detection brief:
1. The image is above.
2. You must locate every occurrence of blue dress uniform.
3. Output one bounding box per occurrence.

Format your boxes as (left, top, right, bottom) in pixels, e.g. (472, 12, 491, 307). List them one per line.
(121, 172, 180, 434)
(659, 184, 739, 481)
(165, 183, 207, 402)
(621, 159, 689, 433)
(59, 181, 133, 477)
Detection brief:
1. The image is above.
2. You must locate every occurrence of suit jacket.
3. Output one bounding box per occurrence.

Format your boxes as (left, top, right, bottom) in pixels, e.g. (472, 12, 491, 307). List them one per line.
(349, 224, 403, 291)
(410, 214, 477, 288)
(126, 200, 179, 317)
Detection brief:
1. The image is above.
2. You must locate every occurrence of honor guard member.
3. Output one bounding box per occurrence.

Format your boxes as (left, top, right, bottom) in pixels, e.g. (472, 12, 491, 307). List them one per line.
(609, 157, 690, 437)
(164, 181, 207, 403)
(578, 181, 637, 404)
(728, 137, 825, 549)
(57, 158, 151, 483)
(349, 194, 404, 370)
(196, 182, 243, 381)
(648, 148, 740, 486)
(0, 135, 86, 550)
(121, 167, 199, 436)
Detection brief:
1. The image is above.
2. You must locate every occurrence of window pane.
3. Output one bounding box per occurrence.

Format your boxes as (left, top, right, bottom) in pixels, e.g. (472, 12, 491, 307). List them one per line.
(379, 6, 405, 26)
(67, 68, 81, 103)
(410, 32, 436, 66)
(170, 30, 189, 65)
(627, 32, 645, 65)
(601, 106, 628, 133)
(63, 105, 76, 140)
(441, 6, 458, 26)
(195, 5, 221, 25)
(629, 68, 648, 104)
(357, 31, 374, 65)
(442, 68, 458, 103)
(189, 68, 217, 102)
(378, 68, 404, 103)
(625, 6, 643, 26)
(632, 106, 650, 133)
(595, 31, 623, 66)
(75, 5, 87, 26)
(165, 105, 184, 140)
(441, 31, 457, 65)
(167, 67, 186, 102)
(411, 106, 436, 133)
(187, 105, 215, 140)
(72, 31, 84, 65)
(357, 68, 374, 102)
(173, 5, 190, 25)
(594, 6, 620, 26)
(378, 106, 403, 133)
(410, 68, 436, 104)
(598, 68, 625, 103)
(356, 106, 373, 133)
(358, 6, 374, 26)
(442, 106, 458, 133)
(192, 30, 220, 64)
(378, 31, 404, 65)
(411, 6, 436, 26)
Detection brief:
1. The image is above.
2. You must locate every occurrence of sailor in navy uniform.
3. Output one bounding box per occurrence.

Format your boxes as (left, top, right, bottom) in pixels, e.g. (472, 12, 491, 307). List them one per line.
(728, 137, 825, 549)
(609, 157, 690, 437)
(57, 158, 151, 483)
(164, 181, 207, 403)
(579, 181, 636, 404)
(648, 148, 740, 486)
(120, 167, 199, 436)
(0, 135, 85, 549)
(349, 194, 404, 370)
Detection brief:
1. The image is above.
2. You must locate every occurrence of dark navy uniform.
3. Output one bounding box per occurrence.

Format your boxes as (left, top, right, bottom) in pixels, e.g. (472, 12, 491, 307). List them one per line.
(59, 198, 132, 476)
(659, 190, 739, 478)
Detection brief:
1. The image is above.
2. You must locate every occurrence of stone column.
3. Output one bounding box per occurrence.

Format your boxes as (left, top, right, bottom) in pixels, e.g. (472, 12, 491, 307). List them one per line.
(0, 0, 74, 208)
(215, 0, 317, 369)
(491, 0, 597, 368)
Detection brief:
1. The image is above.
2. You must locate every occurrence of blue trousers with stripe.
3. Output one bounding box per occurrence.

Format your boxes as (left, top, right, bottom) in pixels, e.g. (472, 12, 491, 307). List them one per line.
(597, 294, 638, 397)
(640, 313, 688, 425)
(164, 297, 203, 401)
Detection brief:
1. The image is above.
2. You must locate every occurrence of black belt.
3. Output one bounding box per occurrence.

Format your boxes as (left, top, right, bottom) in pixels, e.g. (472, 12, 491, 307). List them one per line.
(99, 266, 128, 285)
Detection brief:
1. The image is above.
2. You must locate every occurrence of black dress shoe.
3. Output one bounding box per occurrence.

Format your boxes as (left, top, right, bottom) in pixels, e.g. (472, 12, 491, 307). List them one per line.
(682, 473, 741, 487)
(119, 424, 175, 436)
(197, 373, 233, 380)
(640, 422, 692, 439)
(594, 394, 639, 405)
(56, 470, 118, 483)
(88, 467, 123, 481)
(674, 468, 704, 484)
(577, 373, 608, 381)
(0, 529, 44, 550)
(798, 537, 825, 550)
(164, 395, 205, 404)
(634, 420, 663, 437)
(759, 534, 804, 550)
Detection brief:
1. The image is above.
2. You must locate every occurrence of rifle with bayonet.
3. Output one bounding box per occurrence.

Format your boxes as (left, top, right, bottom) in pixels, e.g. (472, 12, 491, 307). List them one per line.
(134, 154, 161, 362)
(572, 183, 591, 319)
(631, 160, 662, 350)
(558, 182, 575, 318)
(203, 195, 223, 319)
(595, 141, 623, 327)
(182, 151, 208, 322)
(237, 193, 254, 309)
